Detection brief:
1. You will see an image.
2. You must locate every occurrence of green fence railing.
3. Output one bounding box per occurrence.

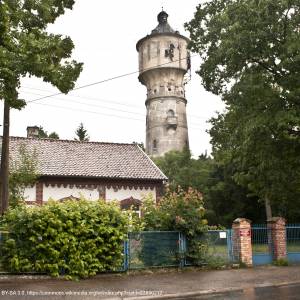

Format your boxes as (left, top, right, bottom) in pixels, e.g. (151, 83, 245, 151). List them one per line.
(126, 231, 184, 269)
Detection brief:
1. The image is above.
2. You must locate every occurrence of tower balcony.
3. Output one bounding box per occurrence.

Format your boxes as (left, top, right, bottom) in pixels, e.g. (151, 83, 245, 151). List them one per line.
(166, 116, 178, 129)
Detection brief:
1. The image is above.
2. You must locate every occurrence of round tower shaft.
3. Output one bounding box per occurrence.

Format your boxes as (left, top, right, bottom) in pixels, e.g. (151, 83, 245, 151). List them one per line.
(136, 10, 190, 157)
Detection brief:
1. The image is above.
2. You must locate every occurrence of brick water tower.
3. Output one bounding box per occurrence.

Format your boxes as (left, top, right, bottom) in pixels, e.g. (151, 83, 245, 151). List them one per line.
(136, 10, 191, 157)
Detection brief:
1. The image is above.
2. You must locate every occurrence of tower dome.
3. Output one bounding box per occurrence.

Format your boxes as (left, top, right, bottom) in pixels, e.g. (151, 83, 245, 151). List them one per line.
(136, 11, 191, 157)
(151, 10, 175, 34)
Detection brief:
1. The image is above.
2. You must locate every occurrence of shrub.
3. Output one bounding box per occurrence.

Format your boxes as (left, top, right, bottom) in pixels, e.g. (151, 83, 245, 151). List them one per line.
(9, 144, 38, 208)
(141, 187, 208, 265)
(273, 258, 289, 266)
(2, 199, 128, 279)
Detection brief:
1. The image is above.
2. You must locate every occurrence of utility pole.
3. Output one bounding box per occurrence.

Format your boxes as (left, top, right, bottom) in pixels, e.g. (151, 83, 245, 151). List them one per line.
(0, 100, 10, 215)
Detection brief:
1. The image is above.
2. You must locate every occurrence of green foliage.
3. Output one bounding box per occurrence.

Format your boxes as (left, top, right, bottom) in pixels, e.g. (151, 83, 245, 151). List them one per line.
(126, 207, 145, 233)
(2, 199, 128, 279)
(205, 256, 228, 269)
(38, 127, 59, 139)
(154, 148, 214, 193)
(154, 149, 266, 226)
(74, 122, 89, 141)
(9, 144, 38, 208)
(186, 0, 300, 217)
(205, 162, 265, 227)
(141, 188, 208, 265)
(0, 0, 83, 109)
(273, 258, 289, 267)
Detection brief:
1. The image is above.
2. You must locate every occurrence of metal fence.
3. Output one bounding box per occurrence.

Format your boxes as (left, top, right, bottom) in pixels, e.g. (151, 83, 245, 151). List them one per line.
(251, 224, 273, 265)
(0, 230, 233, 273)
(125, 230, 233, 270)
(286, 225, 300, 252)
(125, 231, 184, 269)
(286, 224, 300, 263)
(203, 230, 232, 261)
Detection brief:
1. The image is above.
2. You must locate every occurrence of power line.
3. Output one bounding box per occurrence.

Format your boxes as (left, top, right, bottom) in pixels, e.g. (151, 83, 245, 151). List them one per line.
(22, 90, 145, 117)
(27, 54, 198, 103)
(29, 101, 206, 131)
(22, 89, 208, 126)
(21, 85, 142, 108)
(21, 85, 210, 121)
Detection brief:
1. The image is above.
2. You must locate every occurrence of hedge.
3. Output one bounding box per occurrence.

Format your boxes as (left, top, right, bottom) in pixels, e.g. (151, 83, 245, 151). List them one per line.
(1, 199, 128, 279)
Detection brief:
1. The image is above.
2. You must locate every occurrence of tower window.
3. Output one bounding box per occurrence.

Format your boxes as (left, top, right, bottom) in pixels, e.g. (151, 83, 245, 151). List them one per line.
(165, 43, 175, 60)
(153, 139, 158, 151)
(167, 109, 175, 117)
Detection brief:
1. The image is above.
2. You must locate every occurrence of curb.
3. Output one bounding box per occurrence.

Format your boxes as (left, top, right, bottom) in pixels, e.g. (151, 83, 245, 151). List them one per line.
(122, 280, 300, 300)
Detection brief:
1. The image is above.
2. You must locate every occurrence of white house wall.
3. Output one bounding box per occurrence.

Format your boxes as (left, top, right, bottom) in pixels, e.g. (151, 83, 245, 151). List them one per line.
(23, 184, 157, 202)
(43, 185, 99, 201)
(24, 186, 36, 202)
(106, 186, 156, 202)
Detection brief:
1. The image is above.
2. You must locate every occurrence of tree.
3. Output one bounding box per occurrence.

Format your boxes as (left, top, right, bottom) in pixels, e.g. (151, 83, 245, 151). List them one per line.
(38, 126, 59, 139)
(154, 149, 266, 226)
(74, 122, 89, 141)
(48, 132, 60, 139)
(154, 148, 213, 193)
(185, 0, 300, 219)
(0, 1, 82, 214)
(9, 144, 38, 208)
(205, 161, 265, 227)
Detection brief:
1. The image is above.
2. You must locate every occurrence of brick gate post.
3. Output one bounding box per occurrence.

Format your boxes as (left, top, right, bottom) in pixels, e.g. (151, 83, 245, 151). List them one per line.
(267, 217, 287, 261)
(232, 218, 252, 266)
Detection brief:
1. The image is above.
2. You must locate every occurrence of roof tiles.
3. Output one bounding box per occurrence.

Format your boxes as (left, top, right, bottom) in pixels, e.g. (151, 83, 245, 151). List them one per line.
(8, 137, 167, 181)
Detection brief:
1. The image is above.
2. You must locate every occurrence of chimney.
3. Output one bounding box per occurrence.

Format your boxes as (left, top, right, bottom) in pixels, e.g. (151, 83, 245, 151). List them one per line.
(27, 126, 39, 138)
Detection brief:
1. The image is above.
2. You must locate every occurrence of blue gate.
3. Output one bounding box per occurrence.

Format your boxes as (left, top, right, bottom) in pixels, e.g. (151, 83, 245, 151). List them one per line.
(252, 225, 273, 265)
(287, 224, 300, 263)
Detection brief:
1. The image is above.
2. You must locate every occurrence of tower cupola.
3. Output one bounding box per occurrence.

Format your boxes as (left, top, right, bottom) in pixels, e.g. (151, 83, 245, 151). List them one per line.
(151, 11, 175, 34)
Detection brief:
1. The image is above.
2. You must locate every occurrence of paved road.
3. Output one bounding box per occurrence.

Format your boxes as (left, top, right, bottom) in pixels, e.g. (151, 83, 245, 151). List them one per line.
(171, 282, 300, 300)
(0, 266, 300, 299)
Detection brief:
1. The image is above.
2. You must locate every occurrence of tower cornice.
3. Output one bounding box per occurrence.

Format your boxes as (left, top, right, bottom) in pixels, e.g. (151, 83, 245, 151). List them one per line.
(138, 67, 186, 86)
(145, 96, 187, 106)
(136, 32, 190, 51)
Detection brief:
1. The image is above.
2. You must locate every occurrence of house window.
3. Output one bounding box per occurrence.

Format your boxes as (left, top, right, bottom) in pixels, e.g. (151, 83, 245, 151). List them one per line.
(120, 197, 142, 218)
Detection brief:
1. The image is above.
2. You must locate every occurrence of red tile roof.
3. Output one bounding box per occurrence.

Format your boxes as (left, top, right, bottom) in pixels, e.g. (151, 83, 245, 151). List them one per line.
(9, 137, 167, 181)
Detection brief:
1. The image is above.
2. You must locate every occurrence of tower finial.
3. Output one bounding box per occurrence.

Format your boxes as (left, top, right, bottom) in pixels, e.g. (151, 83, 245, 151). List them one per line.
(157, 10, 168, 24)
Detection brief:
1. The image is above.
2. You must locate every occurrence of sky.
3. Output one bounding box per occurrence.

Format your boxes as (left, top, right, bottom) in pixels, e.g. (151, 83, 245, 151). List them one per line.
(5, 0, 225, 158)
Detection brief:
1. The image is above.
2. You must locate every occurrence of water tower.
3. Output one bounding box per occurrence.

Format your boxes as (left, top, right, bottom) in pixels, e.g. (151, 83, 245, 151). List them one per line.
(136, 10, 191, 157)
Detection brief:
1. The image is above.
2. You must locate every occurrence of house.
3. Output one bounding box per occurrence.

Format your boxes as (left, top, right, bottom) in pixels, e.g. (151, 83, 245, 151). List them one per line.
(9, 136, 167, 208)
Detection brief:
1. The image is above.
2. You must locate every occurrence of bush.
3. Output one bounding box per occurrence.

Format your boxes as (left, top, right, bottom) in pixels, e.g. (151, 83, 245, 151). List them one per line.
(2, 199, 128, 279)
(273, 258, 289, 267)
(141, 187, 208, 265)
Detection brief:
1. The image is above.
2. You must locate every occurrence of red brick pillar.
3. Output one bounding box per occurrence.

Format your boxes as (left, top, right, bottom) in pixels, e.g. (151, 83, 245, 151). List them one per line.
(267, 217, 286, 261)
(232, 218, 252, 266)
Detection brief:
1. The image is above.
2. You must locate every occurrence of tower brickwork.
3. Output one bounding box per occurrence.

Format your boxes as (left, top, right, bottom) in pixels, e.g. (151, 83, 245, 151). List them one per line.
(136, 11, 190, 157)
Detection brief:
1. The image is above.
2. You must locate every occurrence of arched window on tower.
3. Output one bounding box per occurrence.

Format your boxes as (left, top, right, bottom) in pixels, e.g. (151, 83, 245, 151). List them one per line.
(153, 139, 158, 152)
(167, 109, 175, 117)
(166, 109, 177, 129)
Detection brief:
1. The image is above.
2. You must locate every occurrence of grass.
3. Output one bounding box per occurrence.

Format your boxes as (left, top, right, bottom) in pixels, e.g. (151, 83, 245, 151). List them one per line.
(287, 242, 300, 252)
(210, 242, 300, 255)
